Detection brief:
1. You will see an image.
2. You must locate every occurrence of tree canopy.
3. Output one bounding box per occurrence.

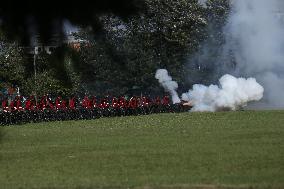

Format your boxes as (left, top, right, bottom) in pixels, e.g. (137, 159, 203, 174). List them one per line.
(0, 0, 230, 97)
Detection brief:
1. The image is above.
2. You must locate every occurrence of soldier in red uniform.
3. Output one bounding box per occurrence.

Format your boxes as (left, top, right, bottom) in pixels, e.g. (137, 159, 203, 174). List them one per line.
(162, 95, 170, 105)
(111, 97, 119, 109)
(99, 98, 108, 109)
(153, 96, 162, 113)
(25, 96, 35, 111)
(9, 99, 15, 112)
(25, 99, 31, 111)
(55, 96, 62, 110)
(87, 96, 94, 109)
(68, 96, 78, 121)
(119, 96, 127, 109)
(141, 96, 150, 107)
(82, 95, 90, 109)
(140, 96, 150, 114)
(61, 99, 67, 110)
(15, 96, 23, 111)
(92, 96, 98, 108)
(99, 97, 110, 117)
(25, 97, 30, 111)
(2, 98, 9, 112)
(110, 97, 119, 116)
(40, 95, 47, 111)
(128, 96, 138, 115)
(129, 96, 138, 109)
(155, 96, 161, 105)
(118, 96, 127, 116)
(46, 96, 55, 110)
(69, 96, 76, 110)
(162, 95, 170, 112)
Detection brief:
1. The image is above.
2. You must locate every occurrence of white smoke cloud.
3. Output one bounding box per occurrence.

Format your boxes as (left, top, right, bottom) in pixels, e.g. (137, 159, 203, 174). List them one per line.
(156, 0, 284, 111)
(182, 74, 264, 112)
(155, 69, 181, 104)
(223, 0, 284, 108)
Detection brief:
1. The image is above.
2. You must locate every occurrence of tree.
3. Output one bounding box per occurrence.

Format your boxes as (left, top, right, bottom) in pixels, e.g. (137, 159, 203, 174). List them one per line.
(0, 31, 26, 91)
(0, 0, 231, 97)
(75, 0, 210, 95)
(22, 46, 81, 96)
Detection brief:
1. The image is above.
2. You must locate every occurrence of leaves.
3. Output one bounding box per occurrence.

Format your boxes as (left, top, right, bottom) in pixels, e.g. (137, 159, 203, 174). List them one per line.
(0, 33, 26, 87)
(0, 0, 230, 96)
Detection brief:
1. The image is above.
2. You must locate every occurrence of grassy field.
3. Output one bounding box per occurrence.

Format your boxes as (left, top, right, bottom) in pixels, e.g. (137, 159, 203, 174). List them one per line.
(0, 111, 284, 189)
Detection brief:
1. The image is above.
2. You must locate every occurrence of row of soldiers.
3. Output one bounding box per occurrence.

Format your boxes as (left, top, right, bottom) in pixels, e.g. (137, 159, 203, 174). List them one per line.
(0, 95, 191, 125)
(1, 95, 171, 111)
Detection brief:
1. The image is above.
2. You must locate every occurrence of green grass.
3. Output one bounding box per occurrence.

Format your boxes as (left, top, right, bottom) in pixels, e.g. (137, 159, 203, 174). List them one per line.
(0, 111, 284, 189)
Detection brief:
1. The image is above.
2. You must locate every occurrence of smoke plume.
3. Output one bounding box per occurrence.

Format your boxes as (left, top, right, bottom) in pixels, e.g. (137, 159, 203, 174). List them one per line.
(155, 69, 181, 104)
(182, 74, 264, 112)
(222, 0, 284, 108)
(187, 0, 284, 109)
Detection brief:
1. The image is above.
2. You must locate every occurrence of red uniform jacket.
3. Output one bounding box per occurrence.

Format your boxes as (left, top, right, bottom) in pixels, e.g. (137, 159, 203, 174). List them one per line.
(112, 97, 119, 108)
(55, 97, 62, 110)
(16, 99, 23, 111)
(25, 100, 33, 111)
(129, 97, 138, 109)
(141, 96, 150, 107)
(2, 100, 9, 112)
(155, 97, 161, 105)
(162, 96, 170, 105)
(100, 98, 109, 109)
(119, 97, 127, 108)
(61, 100, 67, 110)
(47, 99, 54, 110)
(92, 97, 97, 108)
(82, 96, 90, 109)
(10, 101, 15, 111)
(69, 97, 76, 110)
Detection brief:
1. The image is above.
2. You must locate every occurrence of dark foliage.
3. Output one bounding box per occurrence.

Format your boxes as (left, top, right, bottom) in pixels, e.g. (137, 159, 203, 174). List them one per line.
(0, 0, 145, 44)
(0, 0, 231, 97)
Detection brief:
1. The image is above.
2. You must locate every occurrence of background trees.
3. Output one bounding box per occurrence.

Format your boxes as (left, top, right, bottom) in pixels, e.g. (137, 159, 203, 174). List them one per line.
(74, 0, 229, 95)
(0, 31, 80, 97)
(0, 31, 26, 92)
(22, 47, 81, 96)
(0, 0, 230, 97)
